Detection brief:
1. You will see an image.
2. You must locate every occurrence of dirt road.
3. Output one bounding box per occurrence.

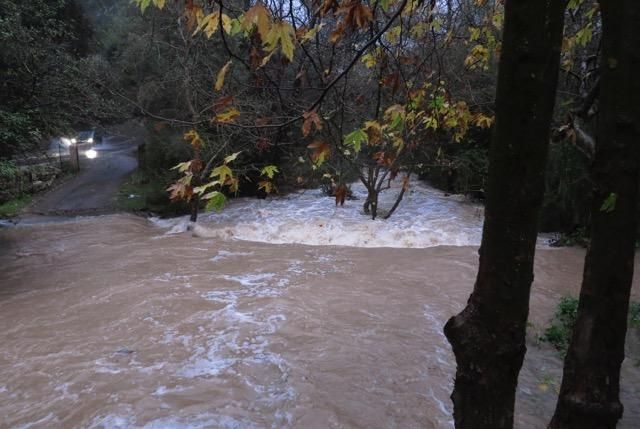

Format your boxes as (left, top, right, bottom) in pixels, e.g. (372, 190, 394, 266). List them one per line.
(24, 136, 138, 218)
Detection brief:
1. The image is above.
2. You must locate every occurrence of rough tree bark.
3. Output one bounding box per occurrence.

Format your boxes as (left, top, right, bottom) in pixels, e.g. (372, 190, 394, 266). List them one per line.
(443, 1, 567, 428)
(549, 2, 640, 428)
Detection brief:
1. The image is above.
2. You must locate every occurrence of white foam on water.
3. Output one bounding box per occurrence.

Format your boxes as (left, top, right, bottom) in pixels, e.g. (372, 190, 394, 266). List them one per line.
(210, 250, 254, 263)
(15, 413, 58, 429)
(94, 358, 123, 375)
(423, 303, 455, 428)
(176, 270, 294, 419)
(150, 179, 556, 248)
(89, 413, 259, 429)
(151, 179, 486, 248)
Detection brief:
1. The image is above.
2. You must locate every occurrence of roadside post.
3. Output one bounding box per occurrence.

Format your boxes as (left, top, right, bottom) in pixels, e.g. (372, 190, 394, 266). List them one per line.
(70, 143, 80, 172)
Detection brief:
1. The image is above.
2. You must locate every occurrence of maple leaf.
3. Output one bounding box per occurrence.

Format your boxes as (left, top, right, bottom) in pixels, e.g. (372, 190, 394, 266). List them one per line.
(203, 191, 227, 212)
(212, 95, 234, 112)
(183, 130, 204, 148)
(260, 165, 279, 179)
(364, 120, 382, 145)
(337, 0, 373, 29)
(242, 3, 271, 41)
(214, 108, 241, 123)
(263, 20, 296, 61)
(194, 12, 219, 38)
(474, 113, 495, 129)
(298, 23, 324, 43)
(167, 181, 193, 202)
(210, 164, 233, 183)
(258, 180, 275, 194)
(344, 129, 367, 153)
(307, 140, 331, 165)
(184, 5, 204, 32)
(302, 109, 323, 137)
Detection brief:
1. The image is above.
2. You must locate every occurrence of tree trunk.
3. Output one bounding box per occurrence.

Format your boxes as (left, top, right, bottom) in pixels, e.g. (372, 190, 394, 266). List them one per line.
(443, 1, 566, 428)
(549, 2, 640, 428)
(190, 194, 200, 223)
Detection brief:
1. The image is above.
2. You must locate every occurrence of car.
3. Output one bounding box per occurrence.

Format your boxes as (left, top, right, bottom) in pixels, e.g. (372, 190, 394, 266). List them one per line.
(75, 130, 96, 145)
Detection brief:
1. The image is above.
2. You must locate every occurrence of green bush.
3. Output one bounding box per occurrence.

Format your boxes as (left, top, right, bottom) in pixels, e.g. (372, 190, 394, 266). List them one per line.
(0, 160, 18, 179)
(541, 297, 640, 355)
(540, 297, 579, 353)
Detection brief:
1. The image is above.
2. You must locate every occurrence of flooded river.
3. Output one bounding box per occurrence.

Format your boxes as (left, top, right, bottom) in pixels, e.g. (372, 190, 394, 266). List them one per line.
(1, 202, 639, 427)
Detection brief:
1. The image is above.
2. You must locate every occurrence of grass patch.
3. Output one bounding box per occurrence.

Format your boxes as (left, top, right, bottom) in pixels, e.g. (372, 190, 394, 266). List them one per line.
(0, 194, 32, 217)
(117, 170, 188, 216)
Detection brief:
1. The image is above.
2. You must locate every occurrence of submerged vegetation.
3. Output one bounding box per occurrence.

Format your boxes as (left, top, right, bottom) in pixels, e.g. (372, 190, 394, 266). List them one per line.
(542, 297, 640, 359)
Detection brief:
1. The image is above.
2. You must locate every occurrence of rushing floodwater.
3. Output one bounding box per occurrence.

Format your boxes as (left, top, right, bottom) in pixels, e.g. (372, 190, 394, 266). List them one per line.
(1, 183, 639, 428)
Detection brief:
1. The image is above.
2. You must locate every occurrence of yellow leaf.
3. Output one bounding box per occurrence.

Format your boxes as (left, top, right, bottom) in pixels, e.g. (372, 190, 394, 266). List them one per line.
(224, 151, 242, 164)
(259, 51, 276, 68)
(258, 180, 275, 194)
(211, 164, 233, 183)
(242, 3, 271, 41)
(215, 61, 232, 91)
(300, 23, 324, 43)
(215, 108, 241, 123)
(195, 12, 220, 38)
(153, 0, 165, 9)
(221, 13, 232, 34)
(264, 20, 296, 61)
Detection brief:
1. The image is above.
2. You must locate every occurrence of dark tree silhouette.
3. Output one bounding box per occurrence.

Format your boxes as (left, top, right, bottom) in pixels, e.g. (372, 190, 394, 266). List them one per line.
(444, 1, 567, 427)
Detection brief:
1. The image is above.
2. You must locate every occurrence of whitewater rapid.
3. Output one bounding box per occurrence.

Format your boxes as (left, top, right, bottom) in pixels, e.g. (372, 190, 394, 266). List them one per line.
(153, 179, 487, 248)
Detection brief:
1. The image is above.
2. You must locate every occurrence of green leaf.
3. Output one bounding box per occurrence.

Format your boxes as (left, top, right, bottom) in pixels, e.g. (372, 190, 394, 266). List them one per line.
(344, 129, 368, 153)
(260, 165, 279, 179)
(137, 0, 151, 13)
(388, 114, 404, 132)
(430, 95, 446, 111)
(600, 193, 617, 213)
(203, 191, 227, 212)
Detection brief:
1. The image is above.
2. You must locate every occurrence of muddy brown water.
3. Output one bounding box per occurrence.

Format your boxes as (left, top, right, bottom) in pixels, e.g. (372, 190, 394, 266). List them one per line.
(0, 214, 638, 428)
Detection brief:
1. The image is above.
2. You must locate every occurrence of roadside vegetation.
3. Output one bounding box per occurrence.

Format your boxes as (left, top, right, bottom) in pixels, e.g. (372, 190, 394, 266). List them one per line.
(0, 195, 32, 218)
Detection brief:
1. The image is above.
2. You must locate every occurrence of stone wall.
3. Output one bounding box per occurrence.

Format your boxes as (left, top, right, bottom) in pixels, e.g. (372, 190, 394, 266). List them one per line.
(0, 162, 61, 203)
